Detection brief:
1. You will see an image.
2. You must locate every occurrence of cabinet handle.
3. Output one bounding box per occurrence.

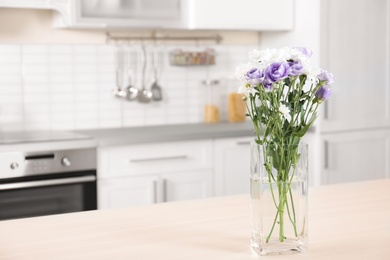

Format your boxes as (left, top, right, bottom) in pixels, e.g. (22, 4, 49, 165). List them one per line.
(129, 155, 188, 163)
(162, 178, 167, 203)
(152, 180, 157, 203)
(236, 141, 251, 145)
(324, 141, 329, 169)
(324, 101, 329, 120)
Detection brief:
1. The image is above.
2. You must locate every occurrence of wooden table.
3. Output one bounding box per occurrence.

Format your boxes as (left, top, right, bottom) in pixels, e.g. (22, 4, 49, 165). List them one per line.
(0, 179, 389, 259)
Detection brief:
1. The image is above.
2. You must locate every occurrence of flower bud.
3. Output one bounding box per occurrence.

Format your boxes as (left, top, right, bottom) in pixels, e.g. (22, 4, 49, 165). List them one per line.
(293, 47, 313, 58)
(318, 69, 334, 85)
(315, 86, 332, 103)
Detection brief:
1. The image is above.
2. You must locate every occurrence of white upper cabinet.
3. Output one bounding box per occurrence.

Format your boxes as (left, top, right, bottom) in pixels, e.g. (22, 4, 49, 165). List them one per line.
(187, 0, 294, 30)
(320, 0, 390, 132)
(0, 0, 294, 30)
(0, 0, 52, 9)
(61, 0, 187, 29)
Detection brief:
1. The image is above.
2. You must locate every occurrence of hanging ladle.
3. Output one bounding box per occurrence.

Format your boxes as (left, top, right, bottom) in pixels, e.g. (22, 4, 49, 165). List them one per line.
(112, 46, 125, 98)
(138, 44, 152, 103)
(150, 45, 163, 101)
(124, 46, 139, 101)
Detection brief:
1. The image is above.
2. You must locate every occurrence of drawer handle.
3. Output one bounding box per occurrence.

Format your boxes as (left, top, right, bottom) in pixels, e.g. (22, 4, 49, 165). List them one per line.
(152, 180, 157, 203)
(324, 141, 329, 169)
(162, 178, 167, 203)
(129, 155, 188, 163)
(236, 141, 251, 145)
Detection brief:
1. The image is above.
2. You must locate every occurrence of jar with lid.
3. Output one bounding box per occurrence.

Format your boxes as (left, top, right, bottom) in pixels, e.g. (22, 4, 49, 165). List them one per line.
(203, 79, 222, 124)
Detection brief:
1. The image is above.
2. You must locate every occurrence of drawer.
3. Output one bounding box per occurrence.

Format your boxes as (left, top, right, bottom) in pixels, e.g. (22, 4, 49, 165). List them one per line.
(98, 140, 213, 178)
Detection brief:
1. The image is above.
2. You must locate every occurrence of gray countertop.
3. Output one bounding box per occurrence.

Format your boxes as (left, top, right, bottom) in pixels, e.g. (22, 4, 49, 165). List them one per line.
(76, 122, 255, 147)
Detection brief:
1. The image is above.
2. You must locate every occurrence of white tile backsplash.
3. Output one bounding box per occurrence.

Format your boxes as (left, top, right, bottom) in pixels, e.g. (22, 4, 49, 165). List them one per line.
(0, 44, 255, 131)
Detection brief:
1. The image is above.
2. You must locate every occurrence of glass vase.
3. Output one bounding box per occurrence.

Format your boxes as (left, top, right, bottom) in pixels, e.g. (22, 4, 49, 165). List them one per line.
(250, 141, 308, 256)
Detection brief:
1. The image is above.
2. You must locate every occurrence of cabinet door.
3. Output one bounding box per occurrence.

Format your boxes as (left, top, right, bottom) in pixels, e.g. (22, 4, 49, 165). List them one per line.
(160, 170, 213, 202)
(321, 130, 390, 185)
(98, 140, 213, 179)
(98, 175, 158, 209)
(72, 0, 185, 28)
(188, 0, 293, 30)
(0, 1, 52, 9)
(321, 0, 390, 132)
(214, 137, 253, 196)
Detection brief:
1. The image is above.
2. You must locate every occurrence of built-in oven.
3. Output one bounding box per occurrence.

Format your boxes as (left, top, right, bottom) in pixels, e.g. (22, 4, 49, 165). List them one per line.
(0, 148, 97, 220)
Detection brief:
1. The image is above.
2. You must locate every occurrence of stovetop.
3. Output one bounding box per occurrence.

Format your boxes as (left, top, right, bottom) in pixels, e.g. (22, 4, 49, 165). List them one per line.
(0, 131, 93, 144)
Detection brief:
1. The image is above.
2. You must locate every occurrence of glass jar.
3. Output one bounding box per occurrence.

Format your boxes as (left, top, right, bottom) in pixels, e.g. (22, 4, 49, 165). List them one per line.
(203, 79, 221, 124)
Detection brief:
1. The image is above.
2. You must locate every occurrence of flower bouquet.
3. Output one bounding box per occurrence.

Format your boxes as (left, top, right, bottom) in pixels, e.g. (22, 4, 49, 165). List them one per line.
(235, 47, 333, 255)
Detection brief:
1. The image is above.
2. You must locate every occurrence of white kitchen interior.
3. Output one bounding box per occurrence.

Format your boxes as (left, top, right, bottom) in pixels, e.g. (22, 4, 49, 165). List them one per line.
(0, 0, 389, 255)
(0, 0, 388, 259)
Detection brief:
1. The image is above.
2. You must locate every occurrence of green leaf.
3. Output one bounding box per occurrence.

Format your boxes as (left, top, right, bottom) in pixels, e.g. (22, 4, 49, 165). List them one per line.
(296, 114, 317, 137)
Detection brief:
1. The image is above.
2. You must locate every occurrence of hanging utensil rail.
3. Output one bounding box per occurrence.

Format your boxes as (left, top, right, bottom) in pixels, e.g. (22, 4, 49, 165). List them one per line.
(106, 33, 223, 44)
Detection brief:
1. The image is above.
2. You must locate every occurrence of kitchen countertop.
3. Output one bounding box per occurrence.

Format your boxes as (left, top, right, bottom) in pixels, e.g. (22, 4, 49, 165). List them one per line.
(0, 179, 388, 259)
(77, 122, 255, 146)
(0, 139, 98, 153)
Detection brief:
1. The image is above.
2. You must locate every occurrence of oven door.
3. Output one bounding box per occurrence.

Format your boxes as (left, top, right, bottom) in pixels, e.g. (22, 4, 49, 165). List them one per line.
(0, 171, 97, 221)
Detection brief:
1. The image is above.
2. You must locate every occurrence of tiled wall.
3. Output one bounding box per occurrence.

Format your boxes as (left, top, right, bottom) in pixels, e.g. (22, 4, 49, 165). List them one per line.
(0, 44, 256, 131)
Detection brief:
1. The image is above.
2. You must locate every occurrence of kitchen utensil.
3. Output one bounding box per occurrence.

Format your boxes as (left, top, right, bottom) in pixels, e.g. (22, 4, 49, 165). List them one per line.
(150, 46, 163, 101)
(124, 47, 139, 101)
(112, 46, 125, 98)
(138, 45, 152, 103)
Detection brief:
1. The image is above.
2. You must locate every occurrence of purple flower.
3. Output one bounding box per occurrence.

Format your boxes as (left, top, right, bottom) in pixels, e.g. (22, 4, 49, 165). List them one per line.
(294, 47, 313, 58)
(263, 79, 273, 91)
(265, 62, 291, 83)
(315, 86, 332, 102)
(245, 68, 264, 85)
(318, 69, 334, 85)
(288, 61, 304, 76)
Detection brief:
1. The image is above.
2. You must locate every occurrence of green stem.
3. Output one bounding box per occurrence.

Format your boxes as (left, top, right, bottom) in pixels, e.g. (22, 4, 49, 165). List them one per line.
(288, 187, 298, 236)
(285, 194, 297, 235)
(266, 208, 279, 243)
(268, 169, 278, 209)
(278, 182, 286, 242)
(265, 153, 300, 243)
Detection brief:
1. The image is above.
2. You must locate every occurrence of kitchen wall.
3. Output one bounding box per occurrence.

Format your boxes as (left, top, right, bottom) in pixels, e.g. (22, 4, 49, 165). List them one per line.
(0, 8, 261, 131)
(0, 0, 320, 132)
(0, 43, 256, 131)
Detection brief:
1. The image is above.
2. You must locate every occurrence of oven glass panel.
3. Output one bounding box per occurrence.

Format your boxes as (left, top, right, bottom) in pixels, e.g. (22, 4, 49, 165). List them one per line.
(0, 183, 95, 220)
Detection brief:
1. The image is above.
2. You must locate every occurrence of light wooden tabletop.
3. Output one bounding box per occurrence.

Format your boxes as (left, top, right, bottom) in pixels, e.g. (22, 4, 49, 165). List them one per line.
(0, 179, 389, 260)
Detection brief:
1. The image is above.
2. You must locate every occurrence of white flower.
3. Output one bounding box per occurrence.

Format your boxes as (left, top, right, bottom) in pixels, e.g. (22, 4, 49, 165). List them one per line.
(279, 104, 290, 119)
(249, 49, 261, 61)
(289, 48, 310, 63)
(301, 60, 321, 78)
(258, 48, 272, 62)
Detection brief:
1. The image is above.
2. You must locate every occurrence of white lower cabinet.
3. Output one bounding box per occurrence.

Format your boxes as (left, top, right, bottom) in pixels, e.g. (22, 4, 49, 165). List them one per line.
(161, 170, 213, 202)
(321, 130, 390, 185)
(97, 140, 214, 209)
(98, 128, 389, 205)
(98, 175, 158, 209)
(98, 170, 213, 209)
(214, 137, 253, 196)
(213, 134, 319, 193)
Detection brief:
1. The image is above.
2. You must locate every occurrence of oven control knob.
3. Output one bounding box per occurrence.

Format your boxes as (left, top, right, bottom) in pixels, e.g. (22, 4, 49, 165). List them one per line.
(10, 162, 19, 170)
(61, 157, 71, 167)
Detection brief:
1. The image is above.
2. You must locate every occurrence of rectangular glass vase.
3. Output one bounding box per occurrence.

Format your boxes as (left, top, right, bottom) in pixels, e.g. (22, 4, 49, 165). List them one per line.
(250, 141, 308, 256)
